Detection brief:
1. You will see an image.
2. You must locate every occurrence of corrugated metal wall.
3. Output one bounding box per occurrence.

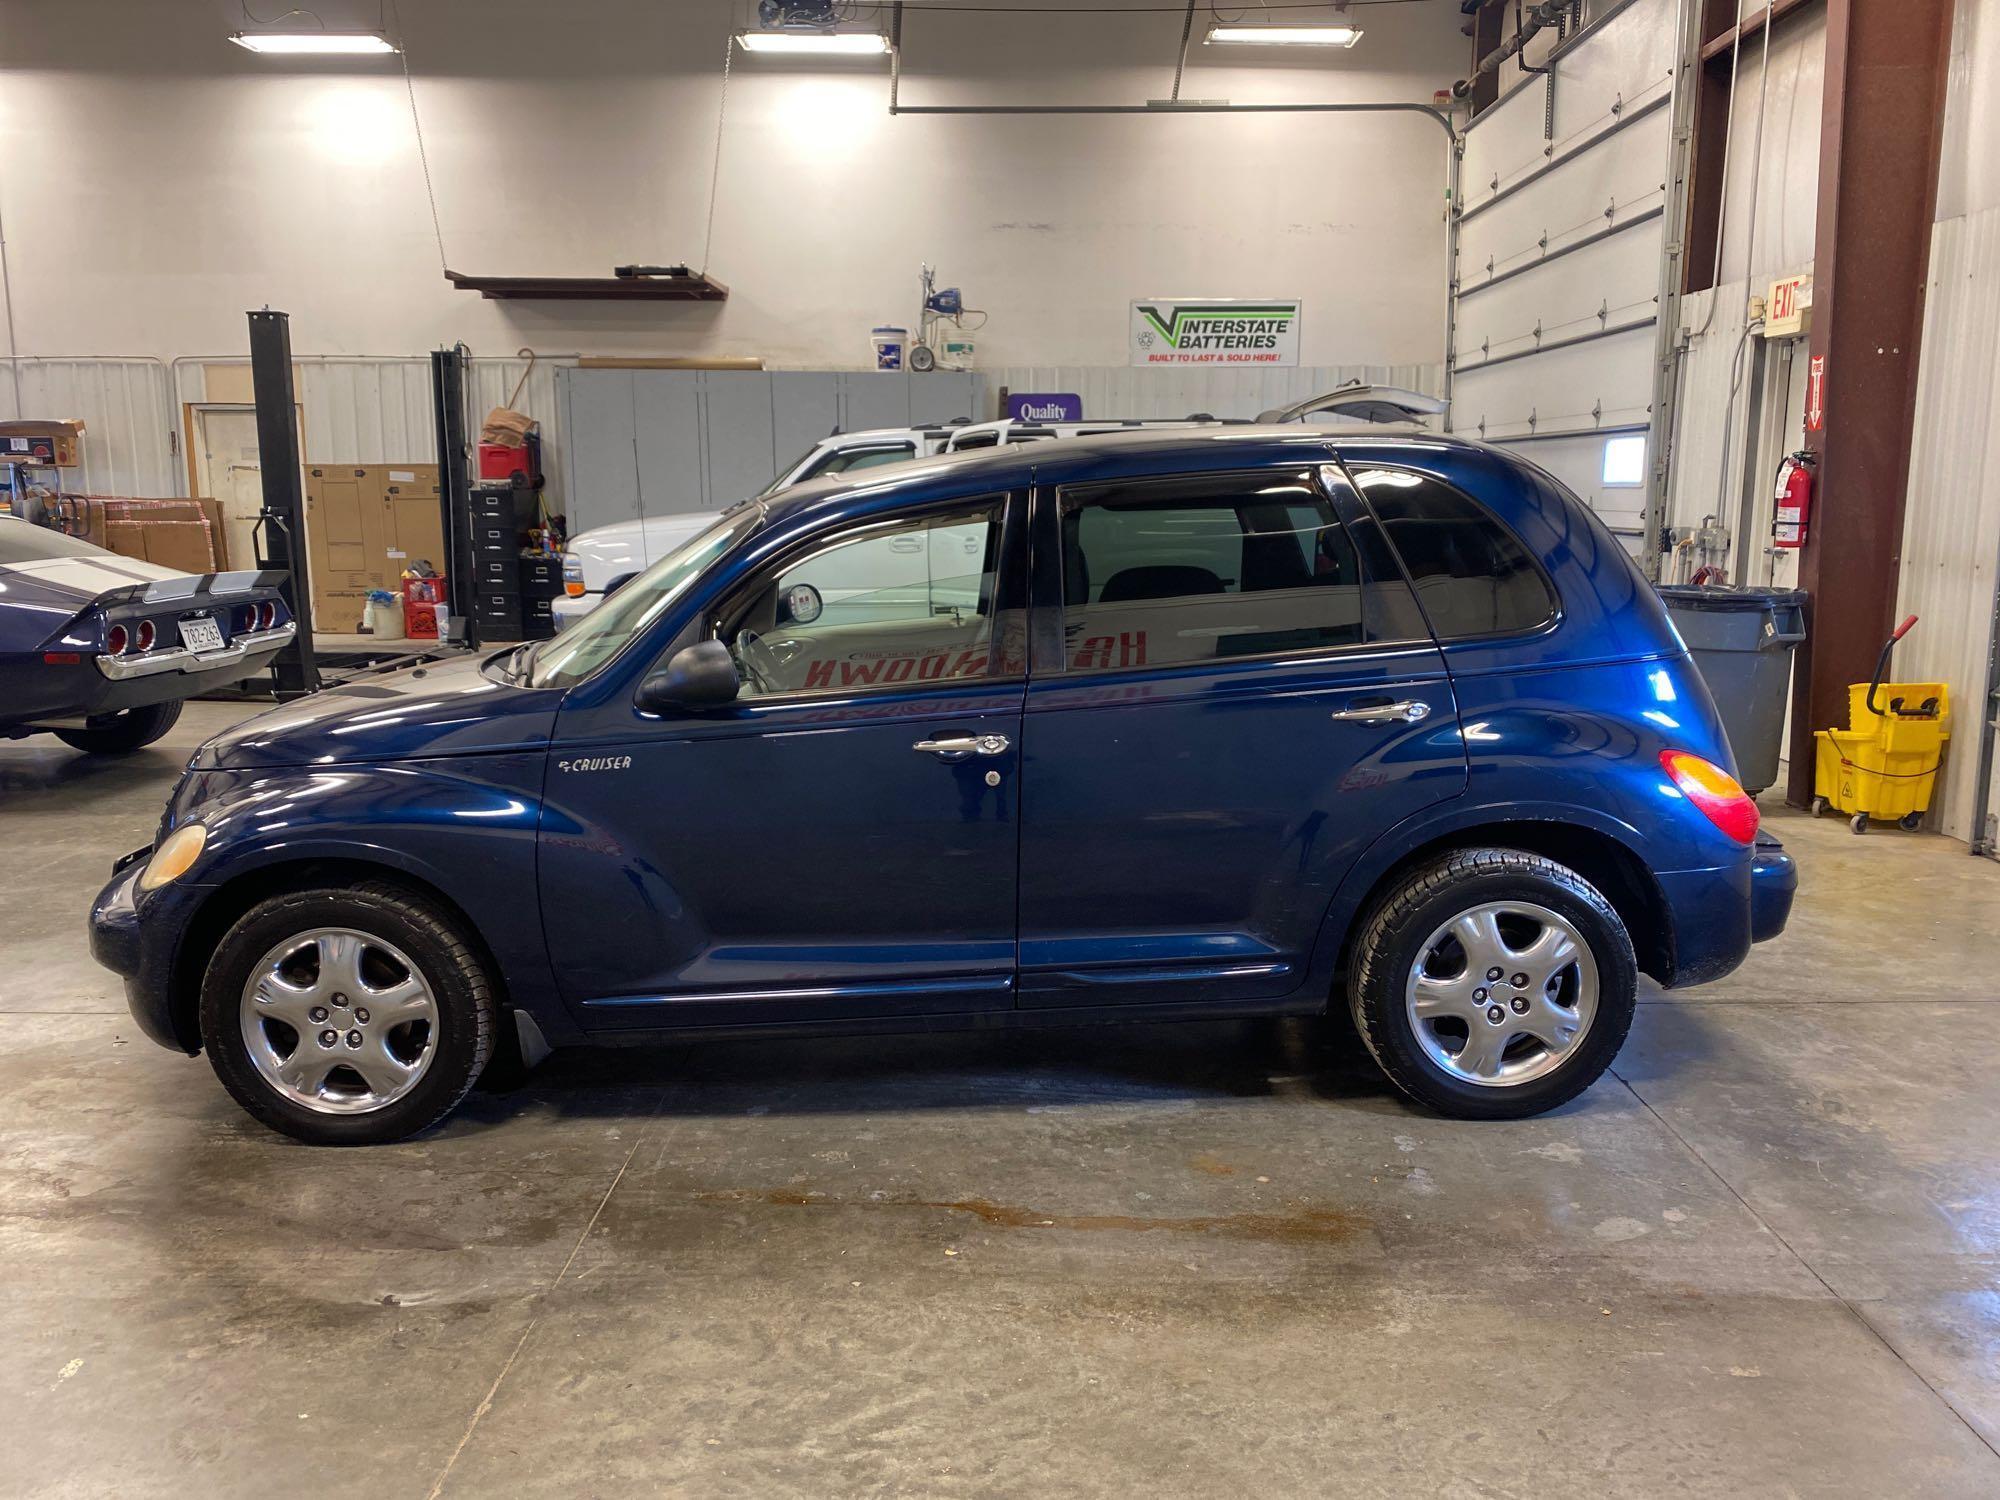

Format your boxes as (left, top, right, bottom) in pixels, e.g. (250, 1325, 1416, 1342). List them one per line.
(1895, 203, 2000, 847)
(1664, 280, 1751, 537)
(18, 357, 1445, 518)
(0, 357, 177, 496)
(170, 354, 575, 508)
(983, 364, 1443, 422)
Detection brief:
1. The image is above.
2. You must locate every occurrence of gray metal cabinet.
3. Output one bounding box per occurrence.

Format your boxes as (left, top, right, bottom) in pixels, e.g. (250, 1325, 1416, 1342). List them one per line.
(561, 367, 985, 535)
(700, 372, 778, 508)
(560, 367, 641, 529)
(909, 371, 980, 427)
(631, 371, 706, 520)
(772, 372, 842, 470)
(839, 373, 912, 434)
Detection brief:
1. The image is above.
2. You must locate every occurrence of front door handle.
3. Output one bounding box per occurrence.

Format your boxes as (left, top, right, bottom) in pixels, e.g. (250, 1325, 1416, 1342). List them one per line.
(1330, 699, 1433, 725)
(912, 733, 1011, 759)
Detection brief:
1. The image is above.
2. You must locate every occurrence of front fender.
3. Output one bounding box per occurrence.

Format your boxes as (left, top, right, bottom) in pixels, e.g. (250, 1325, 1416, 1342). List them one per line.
(163, 756, 579, 1044)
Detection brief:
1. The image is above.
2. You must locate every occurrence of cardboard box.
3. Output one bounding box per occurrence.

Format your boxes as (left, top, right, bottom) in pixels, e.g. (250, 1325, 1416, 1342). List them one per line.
(304, 464, 444, 632)
(0, 419, 86, 468)
(65, 496, 229, 573)
(478, 407, 535, 447)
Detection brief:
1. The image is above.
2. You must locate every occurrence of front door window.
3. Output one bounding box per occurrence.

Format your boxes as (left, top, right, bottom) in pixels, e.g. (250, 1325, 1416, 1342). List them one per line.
(715, 503, 1018, 698)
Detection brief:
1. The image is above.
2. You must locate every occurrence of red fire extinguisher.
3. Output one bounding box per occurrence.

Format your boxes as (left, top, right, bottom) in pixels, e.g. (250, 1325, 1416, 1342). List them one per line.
(1772, 450, 1816, 549)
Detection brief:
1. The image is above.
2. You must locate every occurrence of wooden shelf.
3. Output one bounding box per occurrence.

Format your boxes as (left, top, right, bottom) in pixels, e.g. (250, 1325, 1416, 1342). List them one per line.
(444, 269, 729, 302)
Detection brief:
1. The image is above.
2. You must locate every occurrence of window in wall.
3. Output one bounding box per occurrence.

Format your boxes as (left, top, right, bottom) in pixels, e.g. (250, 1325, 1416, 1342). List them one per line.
(1601, 435, 1647, 488)
(1058, 469, 1427, 673)
(715, 502, 1016, 698)
(1350, 467, 1558, 640)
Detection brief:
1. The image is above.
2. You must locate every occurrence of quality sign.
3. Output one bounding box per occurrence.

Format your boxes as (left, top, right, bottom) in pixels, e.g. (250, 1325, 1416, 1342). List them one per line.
(1130, 298, 1301, 367)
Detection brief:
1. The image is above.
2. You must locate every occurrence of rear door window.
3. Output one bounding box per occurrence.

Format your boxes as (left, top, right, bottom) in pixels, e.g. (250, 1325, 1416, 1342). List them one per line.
(1348, 467, 1556, 639)
(1056, 469, 1428, 673)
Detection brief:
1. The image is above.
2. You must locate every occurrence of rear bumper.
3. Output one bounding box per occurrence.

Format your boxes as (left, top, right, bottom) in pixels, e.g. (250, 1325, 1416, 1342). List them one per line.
(1654, 833, 1795, 988)
(1749, 832, 1797, 944)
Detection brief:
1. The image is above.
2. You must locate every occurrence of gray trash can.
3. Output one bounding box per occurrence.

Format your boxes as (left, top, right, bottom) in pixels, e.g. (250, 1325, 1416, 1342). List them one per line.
(1656, 586, 1808, 795)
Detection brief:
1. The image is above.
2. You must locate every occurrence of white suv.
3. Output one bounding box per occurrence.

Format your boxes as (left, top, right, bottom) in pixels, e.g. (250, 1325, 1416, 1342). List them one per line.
(553, 385, 1444, 627)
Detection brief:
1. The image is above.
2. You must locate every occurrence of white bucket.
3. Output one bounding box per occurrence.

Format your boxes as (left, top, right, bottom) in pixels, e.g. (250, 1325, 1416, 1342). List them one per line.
(364, 596, 406, 640)
(870, 326, 907, 370)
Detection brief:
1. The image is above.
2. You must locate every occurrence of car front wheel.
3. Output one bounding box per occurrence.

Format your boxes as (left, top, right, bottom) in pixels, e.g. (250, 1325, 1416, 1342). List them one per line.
(1349, 849, 1637, 1120)
(198, 881, 495, 1145)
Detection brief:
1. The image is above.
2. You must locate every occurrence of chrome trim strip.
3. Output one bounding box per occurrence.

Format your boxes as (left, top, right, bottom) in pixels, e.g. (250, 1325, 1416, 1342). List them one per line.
(93, 622, 297, 680)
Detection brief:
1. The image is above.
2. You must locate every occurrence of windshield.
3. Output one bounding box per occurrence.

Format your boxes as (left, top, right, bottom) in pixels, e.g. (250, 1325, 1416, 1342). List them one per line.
(0, 518, 107, 565)
(526, 509, 757, 689)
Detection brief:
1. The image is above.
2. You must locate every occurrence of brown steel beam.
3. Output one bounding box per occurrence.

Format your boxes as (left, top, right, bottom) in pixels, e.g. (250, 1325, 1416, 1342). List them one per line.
(1784, 0, 1955, 806)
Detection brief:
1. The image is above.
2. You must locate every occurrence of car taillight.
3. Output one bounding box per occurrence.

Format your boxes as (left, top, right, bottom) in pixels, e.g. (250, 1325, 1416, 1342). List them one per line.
(257, 600, 278, 630)
(238, 603, 258, 632)
(105, 623, 129, 655)
(1660, 750, 1759, 843)
(135, 619, 156, 652)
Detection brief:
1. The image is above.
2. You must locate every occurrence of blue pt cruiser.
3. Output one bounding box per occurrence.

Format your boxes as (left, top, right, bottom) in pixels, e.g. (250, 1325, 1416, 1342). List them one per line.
(91, 430, 1796, 1144)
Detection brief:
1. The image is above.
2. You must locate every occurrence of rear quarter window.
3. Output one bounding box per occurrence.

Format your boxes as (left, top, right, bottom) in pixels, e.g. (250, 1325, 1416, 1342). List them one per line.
(1349, 467, 1557, 639)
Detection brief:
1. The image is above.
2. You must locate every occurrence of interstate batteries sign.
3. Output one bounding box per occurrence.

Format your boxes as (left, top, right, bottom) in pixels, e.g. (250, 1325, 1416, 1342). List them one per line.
(1129, 298, 1301, 367)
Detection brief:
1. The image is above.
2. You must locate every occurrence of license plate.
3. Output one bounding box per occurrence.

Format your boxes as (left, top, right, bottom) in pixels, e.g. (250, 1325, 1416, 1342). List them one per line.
(181, 616, 224, 655)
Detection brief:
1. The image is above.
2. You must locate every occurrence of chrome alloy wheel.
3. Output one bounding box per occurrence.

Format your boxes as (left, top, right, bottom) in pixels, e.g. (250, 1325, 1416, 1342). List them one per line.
(238, 928, 439, 1115)
(1404, 900, 1599, 1088)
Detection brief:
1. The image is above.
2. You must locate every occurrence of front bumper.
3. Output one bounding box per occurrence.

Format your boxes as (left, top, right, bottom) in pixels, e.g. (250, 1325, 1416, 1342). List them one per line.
(89, 851, 202, 1054)
(550, 592, 600, 630)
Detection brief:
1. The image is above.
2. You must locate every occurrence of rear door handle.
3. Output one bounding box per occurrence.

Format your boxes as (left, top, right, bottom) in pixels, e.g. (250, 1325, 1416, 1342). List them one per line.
(1330, 699, 1432, 725)
(912, 733, 1011, 759)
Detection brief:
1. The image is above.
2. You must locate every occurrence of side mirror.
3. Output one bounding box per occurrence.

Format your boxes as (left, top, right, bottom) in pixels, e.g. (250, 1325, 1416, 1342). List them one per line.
(635, 640, 740, 713)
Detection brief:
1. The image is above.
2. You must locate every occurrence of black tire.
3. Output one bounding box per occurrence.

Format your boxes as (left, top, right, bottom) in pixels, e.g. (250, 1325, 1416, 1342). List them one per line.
(1899, 812, 1924, 831)
(54, 698, 182, 754)
(1348, 848, 1638, 1121)
(198, 881, 496, 1145)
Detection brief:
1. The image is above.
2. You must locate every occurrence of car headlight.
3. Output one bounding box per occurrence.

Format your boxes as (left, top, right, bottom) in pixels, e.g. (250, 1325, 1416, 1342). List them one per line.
(562, 555, 586, 597)
(139, 822, 207, 891)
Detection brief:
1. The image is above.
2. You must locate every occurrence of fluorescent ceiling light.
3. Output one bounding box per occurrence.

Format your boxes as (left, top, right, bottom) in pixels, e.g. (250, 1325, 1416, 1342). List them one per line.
(735, 30, 890, 56)
(229, 31, 399, 55)
(1206, 25, 1362, 47)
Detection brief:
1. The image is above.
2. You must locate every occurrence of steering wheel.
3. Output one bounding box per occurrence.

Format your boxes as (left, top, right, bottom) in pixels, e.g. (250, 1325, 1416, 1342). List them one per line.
(734, 628, 783, 695)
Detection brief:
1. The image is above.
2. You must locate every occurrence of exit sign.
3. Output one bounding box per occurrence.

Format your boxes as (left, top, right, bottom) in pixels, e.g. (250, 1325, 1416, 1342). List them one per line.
(1766, 273, 1812, 337)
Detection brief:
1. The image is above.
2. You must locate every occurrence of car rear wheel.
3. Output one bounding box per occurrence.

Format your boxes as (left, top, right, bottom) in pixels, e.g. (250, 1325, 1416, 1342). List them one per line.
(1349, 849, 1637, 1120)
(198, 882, 495, 1145)
(54, 698, 182, 754)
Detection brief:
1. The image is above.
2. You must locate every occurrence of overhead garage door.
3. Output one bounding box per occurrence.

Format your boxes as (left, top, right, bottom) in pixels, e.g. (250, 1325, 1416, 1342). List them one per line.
(1450, 0, 1681, 557)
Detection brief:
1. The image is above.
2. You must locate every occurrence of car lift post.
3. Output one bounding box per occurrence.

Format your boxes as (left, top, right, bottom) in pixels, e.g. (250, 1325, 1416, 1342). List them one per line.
(248, 309, 320, 697)
(429, 346, 476, 648)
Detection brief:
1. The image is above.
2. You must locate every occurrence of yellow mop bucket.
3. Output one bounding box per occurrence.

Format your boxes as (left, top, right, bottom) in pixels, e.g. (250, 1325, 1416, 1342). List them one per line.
(1812, 615, 1949, 833)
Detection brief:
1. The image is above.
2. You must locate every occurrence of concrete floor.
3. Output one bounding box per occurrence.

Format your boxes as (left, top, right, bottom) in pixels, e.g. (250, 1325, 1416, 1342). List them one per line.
(5, 700, 2000, 1497)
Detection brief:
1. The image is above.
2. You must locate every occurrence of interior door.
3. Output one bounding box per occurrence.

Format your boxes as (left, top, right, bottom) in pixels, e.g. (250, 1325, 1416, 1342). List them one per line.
(1017, 464, 1467, 1008)
(539, 493, 1028, 1030)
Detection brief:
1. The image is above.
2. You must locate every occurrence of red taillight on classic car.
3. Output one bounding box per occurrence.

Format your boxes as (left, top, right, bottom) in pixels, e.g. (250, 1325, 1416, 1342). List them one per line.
(105, 623, 130, 655)
(134, 619, 157, 652)
(257, 600, 278, 630)
(1660, 750, 1759, 844)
